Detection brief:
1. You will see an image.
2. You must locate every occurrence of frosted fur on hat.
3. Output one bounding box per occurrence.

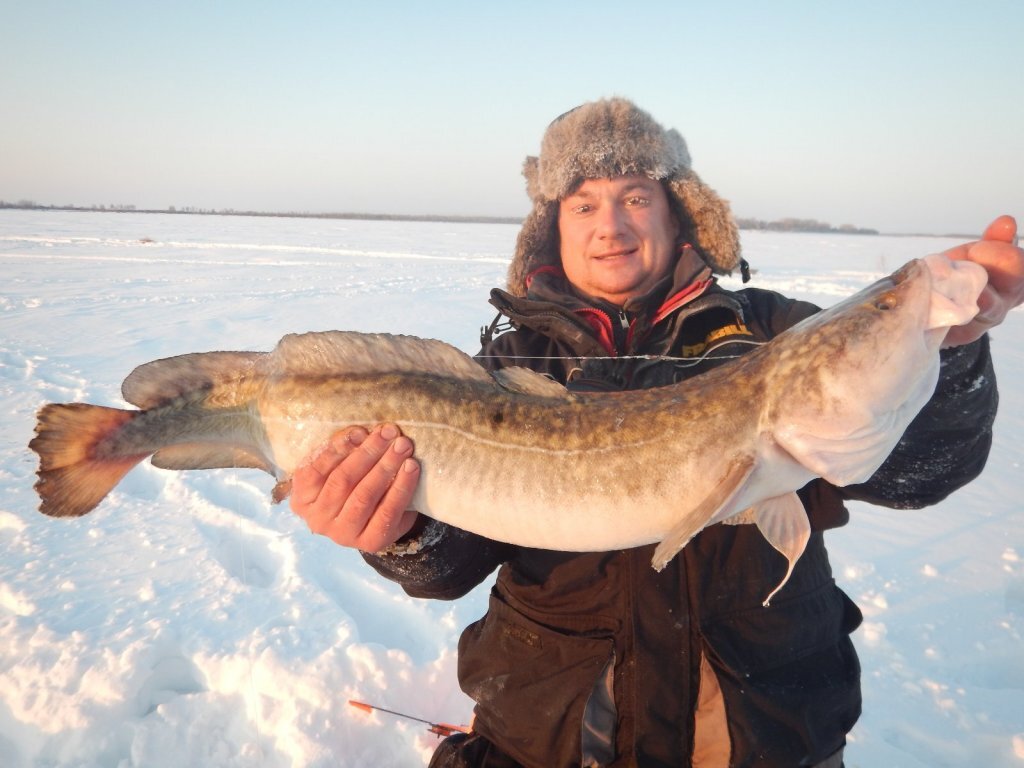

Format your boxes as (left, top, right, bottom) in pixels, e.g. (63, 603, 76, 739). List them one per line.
(508, 98, 741, 297)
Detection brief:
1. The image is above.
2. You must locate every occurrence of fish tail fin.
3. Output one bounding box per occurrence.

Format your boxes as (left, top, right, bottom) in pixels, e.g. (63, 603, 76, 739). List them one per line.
(30, 403, 145, 517)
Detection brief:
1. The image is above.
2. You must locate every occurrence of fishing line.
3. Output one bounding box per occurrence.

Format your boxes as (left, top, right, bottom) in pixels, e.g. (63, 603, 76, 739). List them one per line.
(474, 338, 766, 366)
(232, 485, 267, 765)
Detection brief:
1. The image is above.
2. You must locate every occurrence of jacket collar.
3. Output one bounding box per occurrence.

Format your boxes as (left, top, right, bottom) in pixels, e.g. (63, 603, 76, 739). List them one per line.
(524, 244, 713, 315)
(491, 245, 725, 356)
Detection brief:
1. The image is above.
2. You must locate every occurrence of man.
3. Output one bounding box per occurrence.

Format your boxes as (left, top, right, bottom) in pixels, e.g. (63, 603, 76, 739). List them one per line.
(291, 99, 1023, 767)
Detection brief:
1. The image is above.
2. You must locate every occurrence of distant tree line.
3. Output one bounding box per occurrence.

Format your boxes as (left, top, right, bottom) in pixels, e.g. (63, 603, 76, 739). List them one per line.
(2, 200, 141, 212)
(735, 216, 878, 235)
(0, 200, 522, 225)
(1, 200, 877, 234)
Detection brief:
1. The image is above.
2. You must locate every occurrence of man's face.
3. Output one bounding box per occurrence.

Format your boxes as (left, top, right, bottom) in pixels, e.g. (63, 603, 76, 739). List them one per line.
(557, 175, 680, 306)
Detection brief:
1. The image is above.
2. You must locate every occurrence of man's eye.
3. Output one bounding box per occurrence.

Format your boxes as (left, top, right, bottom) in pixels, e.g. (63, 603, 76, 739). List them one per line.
(572, 204, 593, 215)
(625, 196, 649, 207)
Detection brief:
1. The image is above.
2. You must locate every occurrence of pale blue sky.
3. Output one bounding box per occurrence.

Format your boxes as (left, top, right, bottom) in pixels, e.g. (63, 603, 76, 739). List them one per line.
(2, 0, 1021, 234)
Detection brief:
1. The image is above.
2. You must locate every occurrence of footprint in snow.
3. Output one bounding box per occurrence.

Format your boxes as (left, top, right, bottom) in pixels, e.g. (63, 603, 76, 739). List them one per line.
(193, 517, 283, 590)
(0, 348, 44, 385)
(0, 349, 85, 396)
(188, 472, 270, 520)
(135, 654, 207, 718)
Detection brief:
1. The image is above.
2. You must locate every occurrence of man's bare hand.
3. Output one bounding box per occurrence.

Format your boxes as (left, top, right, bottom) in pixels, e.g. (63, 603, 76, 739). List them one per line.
(942, 215, 1024, 347)
(290, 424, 421, 552)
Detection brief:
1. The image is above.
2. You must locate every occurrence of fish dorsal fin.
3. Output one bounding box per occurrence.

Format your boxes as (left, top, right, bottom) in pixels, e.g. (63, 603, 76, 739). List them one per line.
(151, 444, 276, 475)
(651, 454, 755, 571)
(492, 367, 572, 398)
(263, 331, 491, 383)
(750, 493, 811, 606)
(123, 352, 262, 409)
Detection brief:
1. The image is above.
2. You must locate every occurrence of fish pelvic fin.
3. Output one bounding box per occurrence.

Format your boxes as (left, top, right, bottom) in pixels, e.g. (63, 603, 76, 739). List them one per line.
(30, 403, 146, 517)
(152, 444, 276, 474)
(271, 478, 292, 504)
(651, 454, 755, 572)
(751, 492, 811, 606)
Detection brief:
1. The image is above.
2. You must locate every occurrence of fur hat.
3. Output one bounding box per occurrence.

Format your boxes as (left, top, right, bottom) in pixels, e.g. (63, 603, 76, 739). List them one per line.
(507, 97, 741, 297)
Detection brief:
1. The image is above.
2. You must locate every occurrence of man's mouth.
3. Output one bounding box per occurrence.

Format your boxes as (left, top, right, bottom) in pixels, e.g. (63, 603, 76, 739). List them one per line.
(593, 248, 637, 261)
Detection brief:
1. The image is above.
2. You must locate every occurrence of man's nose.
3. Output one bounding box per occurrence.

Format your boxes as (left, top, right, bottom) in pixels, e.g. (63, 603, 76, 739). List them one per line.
(596, 203, 627, 238)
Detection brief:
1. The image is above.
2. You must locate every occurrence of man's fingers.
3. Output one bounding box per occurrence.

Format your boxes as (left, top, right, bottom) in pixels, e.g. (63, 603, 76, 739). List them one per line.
(324, 425, 406, 509)
(354, 459, 421, 550)
(290, 427, 368, 508)
(333, 427, 412, 529)
(981, 214, 1018, 244)
(287, 424, 422, 551)
(939, 217, 1024, 346)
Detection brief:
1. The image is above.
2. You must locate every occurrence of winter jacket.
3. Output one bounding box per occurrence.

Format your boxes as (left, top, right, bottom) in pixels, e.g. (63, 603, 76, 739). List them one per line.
(363, 246, 998, 767)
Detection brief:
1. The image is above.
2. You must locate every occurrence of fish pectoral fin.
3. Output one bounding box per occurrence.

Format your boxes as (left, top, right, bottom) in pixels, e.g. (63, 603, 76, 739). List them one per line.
(491, 367, 572, 398)
(752, 492, 811, 606)
(152, 444, 276, 475)
(651, 454, 755, 572)
(774, 422, 903, 489)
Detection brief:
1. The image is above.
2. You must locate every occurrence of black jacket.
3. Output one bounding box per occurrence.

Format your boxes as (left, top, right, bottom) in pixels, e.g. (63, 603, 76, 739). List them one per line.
(364, 247, 997, 767)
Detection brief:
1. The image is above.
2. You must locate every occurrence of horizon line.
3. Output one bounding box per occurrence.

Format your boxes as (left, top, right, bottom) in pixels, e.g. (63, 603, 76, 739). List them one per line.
(0, 201, 975, 239)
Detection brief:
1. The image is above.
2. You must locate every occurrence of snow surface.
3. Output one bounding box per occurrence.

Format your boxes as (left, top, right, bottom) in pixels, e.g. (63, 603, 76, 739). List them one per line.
(1, 210, 1022, 767)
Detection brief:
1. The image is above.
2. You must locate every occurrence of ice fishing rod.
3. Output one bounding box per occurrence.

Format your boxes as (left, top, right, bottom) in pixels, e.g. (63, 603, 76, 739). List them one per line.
(348, 699, 470, 738)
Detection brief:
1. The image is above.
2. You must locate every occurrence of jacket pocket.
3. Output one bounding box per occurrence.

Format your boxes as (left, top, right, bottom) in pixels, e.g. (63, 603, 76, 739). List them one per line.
(701, 579, 857, 677)
(700, 581, 862, 766)
(458, 589, 616, 768)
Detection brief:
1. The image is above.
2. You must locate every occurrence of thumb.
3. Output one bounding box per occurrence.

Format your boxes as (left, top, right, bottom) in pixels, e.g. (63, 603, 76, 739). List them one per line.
(981, 214, 1018, 243)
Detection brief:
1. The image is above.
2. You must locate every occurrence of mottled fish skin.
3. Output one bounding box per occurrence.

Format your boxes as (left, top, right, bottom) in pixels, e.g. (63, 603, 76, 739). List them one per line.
(30, 256, 987, 601)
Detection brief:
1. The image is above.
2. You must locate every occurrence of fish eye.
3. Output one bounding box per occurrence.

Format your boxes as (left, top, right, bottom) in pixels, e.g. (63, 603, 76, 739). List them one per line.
(874, 295, 897, 311)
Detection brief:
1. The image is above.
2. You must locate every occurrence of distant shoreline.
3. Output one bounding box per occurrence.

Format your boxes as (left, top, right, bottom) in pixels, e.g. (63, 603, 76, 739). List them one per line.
(0, 202, 524, 227)
(0, 202, 972, 239)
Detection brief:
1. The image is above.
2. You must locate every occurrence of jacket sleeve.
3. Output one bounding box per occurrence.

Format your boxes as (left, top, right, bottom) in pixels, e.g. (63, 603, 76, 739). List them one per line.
(840, 334, 998, 508)
(360, 518, 511, 600)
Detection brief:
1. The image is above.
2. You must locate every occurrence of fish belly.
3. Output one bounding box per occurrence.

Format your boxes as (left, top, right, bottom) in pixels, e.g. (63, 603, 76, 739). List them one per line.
(258, 375, 718, 552)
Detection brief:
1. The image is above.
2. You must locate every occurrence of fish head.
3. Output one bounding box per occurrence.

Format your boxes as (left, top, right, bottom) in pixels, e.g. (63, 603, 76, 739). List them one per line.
(767, 254, 987, 486)
(800, 253, 985, 366)
(868, 253, 988, 356)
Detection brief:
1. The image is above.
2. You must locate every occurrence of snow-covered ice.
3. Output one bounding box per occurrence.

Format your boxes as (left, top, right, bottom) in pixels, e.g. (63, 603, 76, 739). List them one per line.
(1, 209, 1022, 767)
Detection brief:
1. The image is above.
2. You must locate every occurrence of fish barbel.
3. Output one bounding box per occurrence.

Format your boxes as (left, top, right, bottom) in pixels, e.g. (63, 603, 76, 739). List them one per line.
(30, 254, 987, 601)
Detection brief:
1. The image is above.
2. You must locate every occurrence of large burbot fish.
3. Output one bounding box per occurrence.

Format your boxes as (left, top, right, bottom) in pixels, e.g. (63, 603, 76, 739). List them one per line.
(31, 255, 987, 602)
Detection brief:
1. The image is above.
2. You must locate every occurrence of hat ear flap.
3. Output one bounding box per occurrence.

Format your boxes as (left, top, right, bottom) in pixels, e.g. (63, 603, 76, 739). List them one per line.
(523, 156, 542, 203)
(669, 171, 741, 274)
(507, 201, 559, 297)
